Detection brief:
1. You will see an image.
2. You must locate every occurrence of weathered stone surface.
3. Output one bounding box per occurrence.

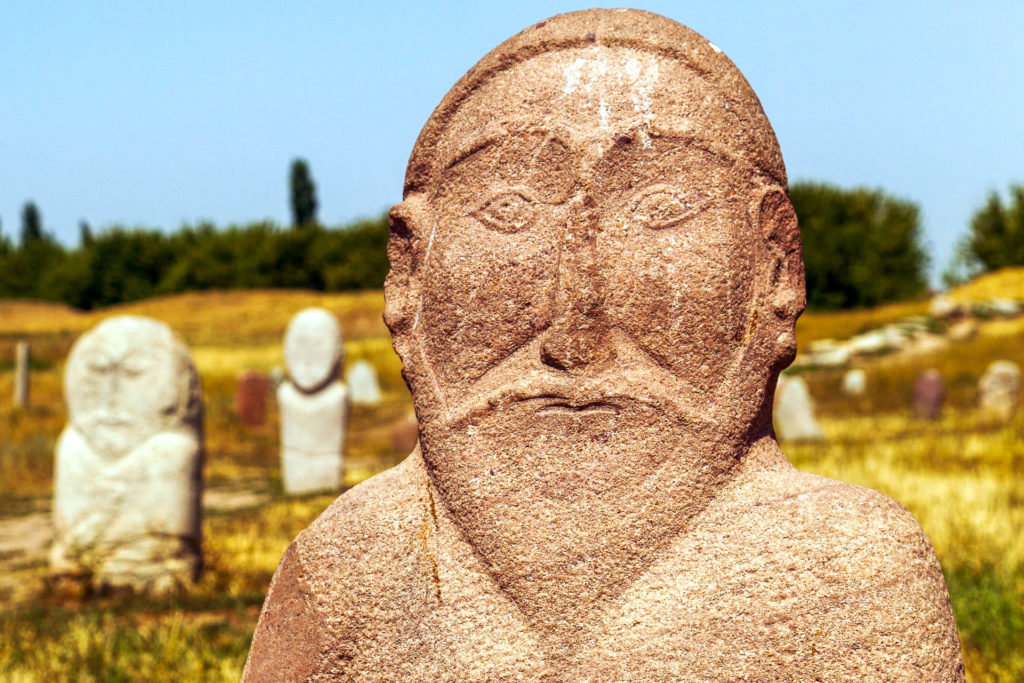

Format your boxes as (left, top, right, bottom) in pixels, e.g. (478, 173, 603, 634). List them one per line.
(279, 308, 349, 495)
(913, 369, 945, 420)
(245, 9, 963, 680)
(346, 359, 383, 405)
(774, 375, 825, 441)
(236, 371, 269, 426)
(51, 316, 203, 593)
(978, 360, 1021, 421)
(14, 341, 29, 407)
(842, 367, 867, 396)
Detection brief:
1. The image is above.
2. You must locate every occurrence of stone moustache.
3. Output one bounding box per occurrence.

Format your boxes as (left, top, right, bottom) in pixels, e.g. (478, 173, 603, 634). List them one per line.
(245, 9, 963, 680)
(51, 315, 203, 593)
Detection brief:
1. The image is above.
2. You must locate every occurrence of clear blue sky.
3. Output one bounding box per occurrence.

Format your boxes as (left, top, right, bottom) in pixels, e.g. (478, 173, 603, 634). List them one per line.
(2, 1, 1022, 281)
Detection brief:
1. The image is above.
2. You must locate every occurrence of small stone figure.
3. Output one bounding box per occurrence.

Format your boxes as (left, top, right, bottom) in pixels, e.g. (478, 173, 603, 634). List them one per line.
(245, 10, 963, 680)
(913, 369, 945, 420)
(236, 370, 269, 427)
(14, 341, 30, 408)
(51, 316, 203, 593)
(774, 375, 825, 441)
(841, 368, 867, 396)
(279, 308, 349, 495)
(978, 360, 1021, 421)
(346, 359, 383, 405)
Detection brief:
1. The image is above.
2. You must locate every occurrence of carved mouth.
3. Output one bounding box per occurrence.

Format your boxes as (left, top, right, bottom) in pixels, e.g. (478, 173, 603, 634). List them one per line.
(522, 395, 621, 416)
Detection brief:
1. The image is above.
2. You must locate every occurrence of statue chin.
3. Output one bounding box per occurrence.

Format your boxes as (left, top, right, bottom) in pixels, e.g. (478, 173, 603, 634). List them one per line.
(418, 391, 741, 624)
(75, 418, 150, 460)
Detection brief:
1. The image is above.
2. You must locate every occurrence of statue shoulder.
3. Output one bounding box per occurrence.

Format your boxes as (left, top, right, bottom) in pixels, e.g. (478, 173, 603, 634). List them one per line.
(244, 454, 431, 679)
(717, 466, 964, 678)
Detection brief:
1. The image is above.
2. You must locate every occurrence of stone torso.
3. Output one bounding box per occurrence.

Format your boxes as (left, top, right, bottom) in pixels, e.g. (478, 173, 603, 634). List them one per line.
(244, 444, 961, 682)
(278, 381, 348, 494)
(51, 426, 202, 589)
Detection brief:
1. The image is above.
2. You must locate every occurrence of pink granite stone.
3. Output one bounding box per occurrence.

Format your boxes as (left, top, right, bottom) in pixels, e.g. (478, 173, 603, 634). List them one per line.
(244, 9, 964, 680)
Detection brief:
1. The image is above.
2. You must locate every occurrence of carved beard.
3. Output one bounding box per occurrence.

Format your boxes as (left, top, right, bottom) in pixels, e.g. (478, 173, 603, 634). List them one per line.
(417, 351, 753, 638)
(74, 412, 166, 461)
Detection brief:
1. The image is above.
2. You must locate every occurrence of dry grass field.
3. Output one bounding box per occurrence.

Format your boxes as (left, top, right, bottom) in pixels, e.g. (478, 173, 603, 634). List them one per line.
(1, 283, 1023, 680)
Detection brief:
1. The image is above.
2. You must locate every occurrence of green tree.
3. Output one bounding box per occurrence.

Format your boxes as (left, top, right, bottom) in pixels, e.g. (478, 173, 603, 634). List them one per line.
(79, 220, 94, 246)
(289, 158, 319, 227)
(790, 182, 929, 310)
(20, 202, 43, 244)
(947, 184, 1024, 284)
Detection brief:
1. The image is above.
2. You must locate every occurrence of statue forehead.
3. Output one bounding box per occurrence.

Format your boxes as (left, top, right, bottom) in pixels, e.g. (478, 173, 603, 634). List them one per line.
(437, 48, 720, 156)
(73, 317, 177, 364)
(406, 9, 786, 193)
(286, 309, 340, 341)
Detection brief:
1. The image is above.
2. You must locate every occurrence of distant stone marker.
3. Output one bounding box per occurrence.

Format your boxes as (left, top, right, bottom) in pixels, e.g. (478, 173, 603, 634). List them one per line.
(245, 10, 963, 680)
(978, 360, 1021, 421)
(14, 341, 30, 408)
(774, 375, 825, 441)
(279, 308, 349, 495)
(346, 359, 383, 405)
(841, 368, 867, 396)
(912, 369, 945, 420)
(51, 316, 204, 593)
(236, 370, 269, 426)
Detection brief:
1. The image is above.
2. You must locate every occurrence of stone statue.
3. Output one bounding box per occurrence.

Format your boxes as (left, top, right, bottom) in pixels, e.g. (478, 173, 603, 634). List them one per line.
(278, 307, 349, 495)
(774, 374, 825, 441)
(346, 359, 383, 404)
(51, 316, 203, 593)
(978, 359, 1021, 421)
(245, 10, 963, 680)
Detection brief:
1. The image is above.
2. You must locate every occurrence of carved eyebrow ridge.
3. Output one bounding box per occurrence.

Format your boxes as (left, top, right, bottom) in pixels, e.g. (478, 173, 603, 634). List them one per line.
(444, 135, 501, 171)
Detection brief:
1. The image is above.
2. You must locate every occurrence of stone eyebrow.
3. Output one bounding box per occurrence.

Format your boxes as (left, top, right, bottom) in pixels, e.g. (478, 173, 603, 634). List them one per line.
(443, 134, 503, 172)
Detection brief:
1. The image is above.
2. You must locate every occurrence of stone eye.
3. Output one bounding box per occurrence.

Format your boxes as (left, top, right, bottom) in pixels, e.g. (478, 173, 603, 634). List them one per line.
(472, 191, 536, 234)
(632, 187, 702, 230)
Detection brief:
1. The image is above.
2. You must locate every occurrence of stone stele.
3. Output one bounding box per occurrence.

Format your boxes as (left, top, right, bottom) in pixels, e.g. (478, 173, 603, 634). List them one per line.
(773, 374, 825, 442)
(913, 368, 946, 421)
(51, 315, 204, 593)
(244, 9, 963, 680)
(346, 358, 384, 404)
(278, 307, 349, 495)
(978, 359, 1021, 421)
(15, 340, 30, 407)
(236, 370, 269, 427)
(841, 367, 868, 396)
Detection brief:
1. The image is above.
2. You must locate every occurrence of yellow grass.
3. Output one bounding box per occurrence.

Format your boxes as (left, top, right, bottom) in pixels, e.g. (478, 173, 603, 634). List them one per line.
(948, 266, 1024, 303)
(2, 287, 1023, 680)
(796, 299, 930, 346)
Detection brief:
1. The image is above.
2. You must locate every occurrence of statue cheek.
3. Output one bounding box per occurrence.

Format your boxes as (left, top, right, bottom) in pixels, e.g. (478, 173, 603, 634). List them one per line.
(603, 220, 752, 394)
(418, 222, 558, 392)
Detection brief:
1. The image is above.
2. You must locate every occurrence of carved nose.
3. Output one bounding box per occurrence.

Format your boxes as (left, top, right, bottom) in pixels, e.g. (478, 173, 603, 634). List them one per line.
(539, 196, 610, 372)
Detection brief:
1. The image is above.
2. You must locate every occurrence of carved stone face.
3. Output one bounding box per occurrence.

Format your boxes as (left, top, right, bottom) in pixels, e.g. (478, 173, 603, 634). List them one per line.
(283, 308, 343, 393)
(385, 12, 805, 628)
(66, 316, 194, 459)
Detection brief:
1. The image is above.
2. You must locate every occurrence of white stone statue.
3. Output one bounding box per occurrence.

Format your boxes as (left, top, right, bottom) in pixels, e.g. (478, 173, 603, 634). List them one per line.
(978, 360, 1021, 421)
(51, 316, 204, 593)
(279, 308, 349, 495)
(774, 375, 825, 441)
(346, 359, 383, 405)
(841, 368, 867, 396)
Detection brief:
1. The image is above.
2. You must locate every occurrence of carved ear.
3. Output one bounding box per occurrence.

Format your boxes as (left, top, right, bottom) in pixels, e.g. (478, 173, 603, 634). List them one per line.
(384, 196, 425, 343)
(758, 188, 806, 365)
